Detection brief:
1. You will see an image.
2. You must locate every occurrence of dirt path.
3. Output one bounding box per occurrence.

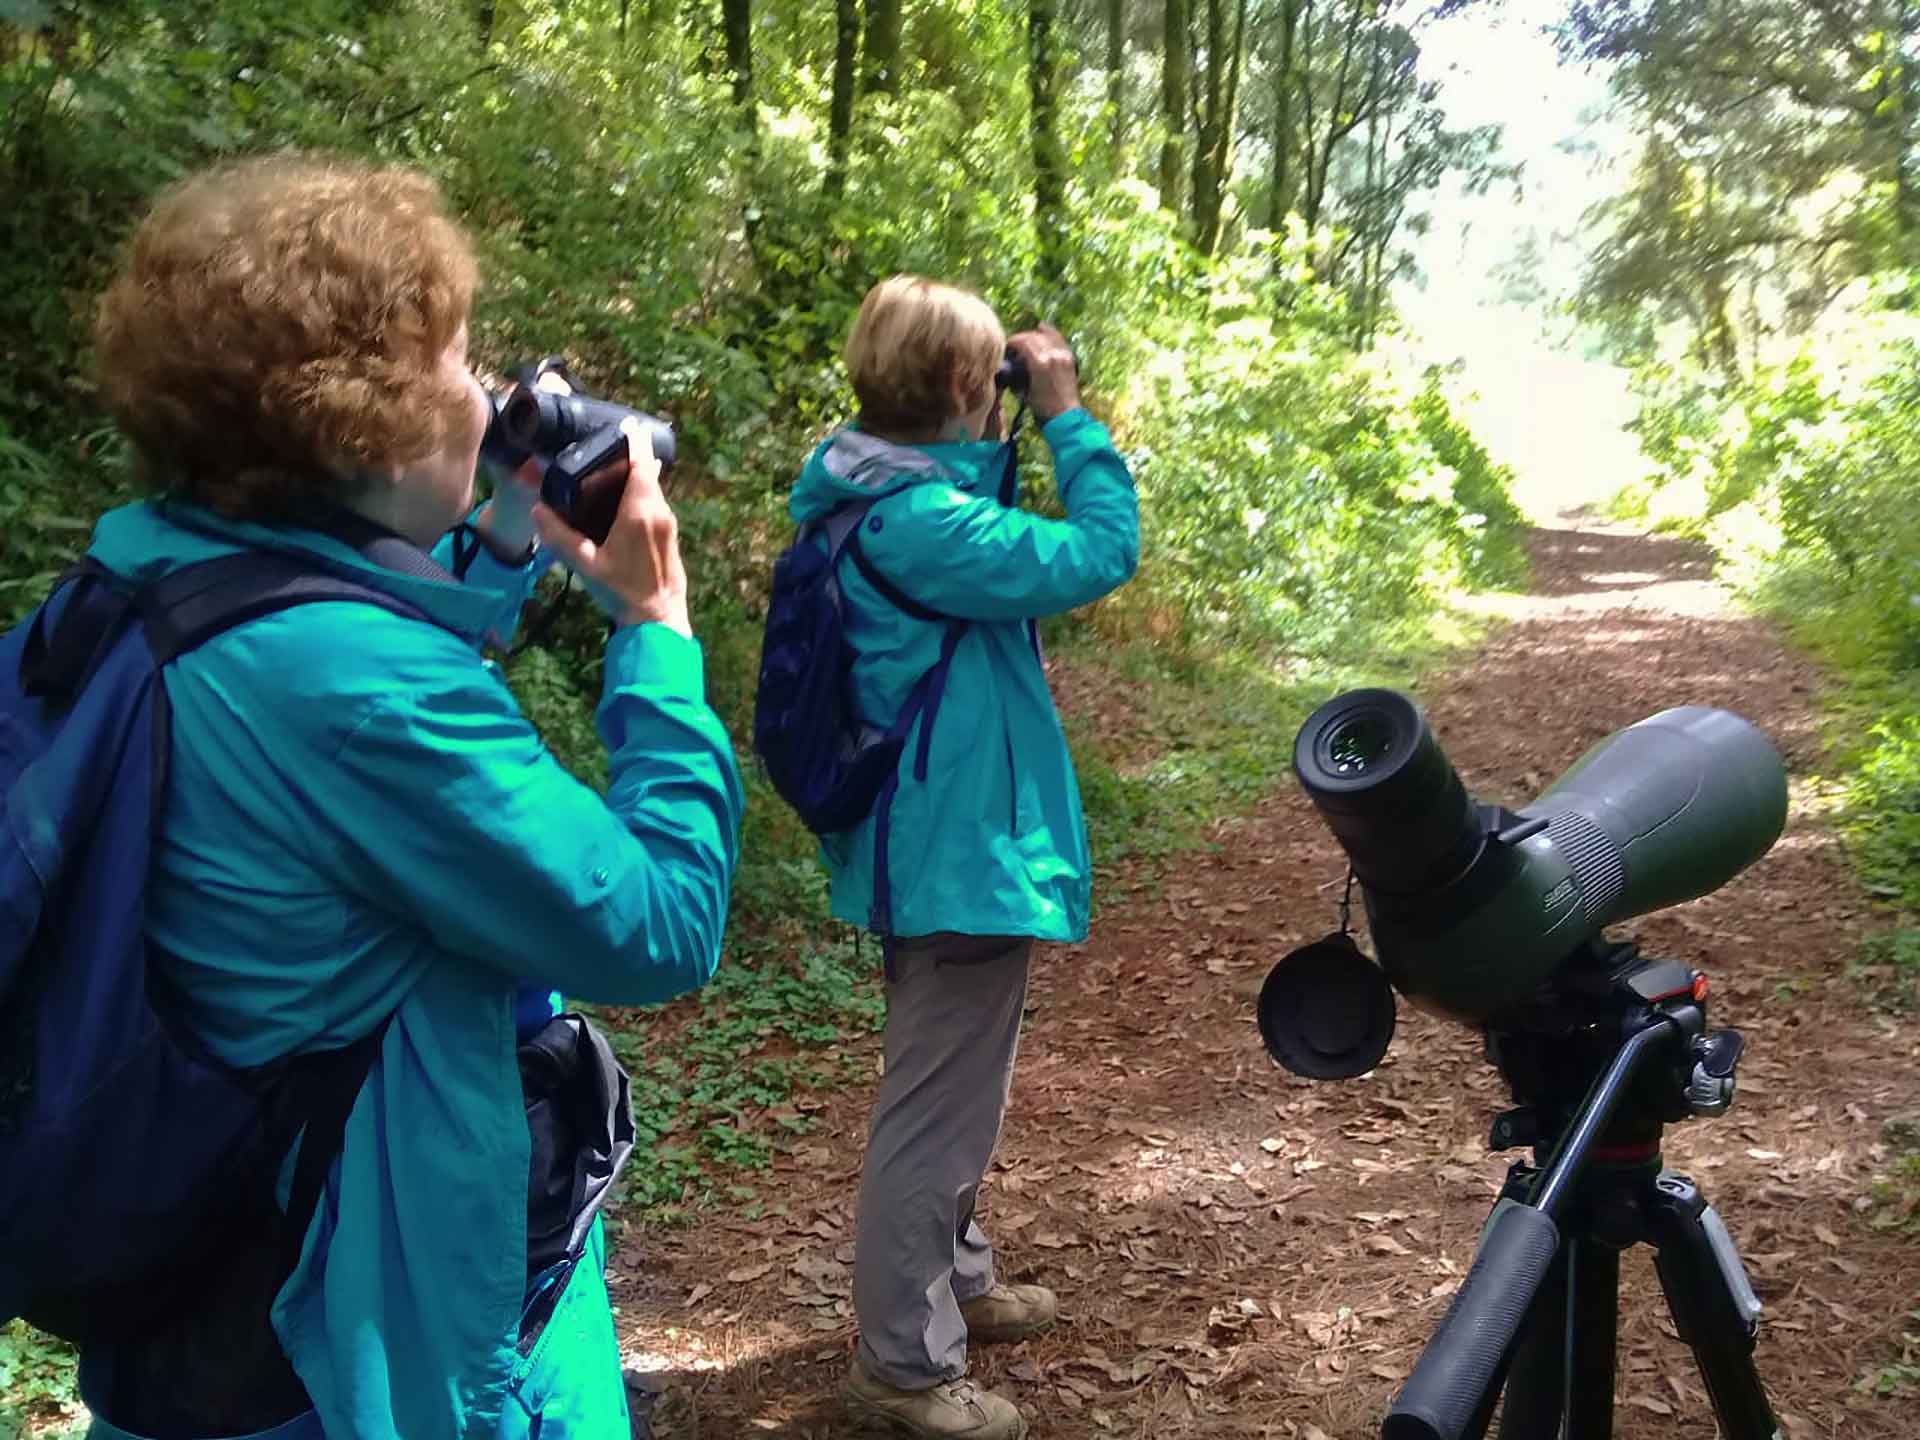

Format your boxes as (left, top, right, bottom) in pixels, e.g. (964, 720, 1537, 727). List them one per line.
(616, 522, 1920, 1439)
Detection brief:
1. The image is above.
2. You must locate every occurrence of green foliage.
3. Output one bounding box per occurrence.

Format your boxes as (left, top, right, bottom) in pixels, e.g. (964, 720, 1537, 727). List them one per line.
(1868, 1161, 1920, 1240)
(1621, 319, 1920, 1014)
(600, 937, 884, 1214)
(0, 1321, 84, 1440)
(1561, 0, 1919, 376)
(1846, 717, 1920, 914)
(1857, 1312, 1920, 1398)
(0, 420, 133, 628)
(0, 0, 1525, 1222)
(1095, 241, 1527, 656)
(1853, 928, 1920, 1015)
(1408, 371, 1528, 587)
(1616, 358, 1829, 534)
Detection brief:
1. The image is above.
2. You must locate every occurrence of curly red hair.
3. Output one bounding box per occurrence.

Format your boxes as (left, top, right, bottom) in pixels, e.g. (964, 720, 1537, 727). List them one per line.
(94, 154, 479, 522)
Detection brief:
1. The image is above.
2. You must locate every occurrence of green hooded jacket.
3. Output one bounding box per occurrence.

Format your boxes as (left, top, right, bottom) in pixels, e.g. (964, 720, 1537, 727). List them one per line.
(81, 500, 744, 1438)
(787, 407, 1138, 941)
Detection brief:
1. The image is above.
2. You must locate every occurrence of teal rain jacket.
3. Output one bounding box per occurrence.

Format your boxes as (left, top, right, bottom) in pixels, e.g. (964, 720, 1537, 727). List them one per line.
(81, 500, 745, 1439)
(788, 408, 1138, 942)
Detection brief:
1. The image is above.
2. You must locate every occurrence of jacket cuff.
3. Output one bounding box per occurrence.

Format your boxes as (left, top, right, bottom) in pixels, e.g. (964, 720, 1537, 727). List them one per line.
(604, 622, 707, 698)
(1039, 407, 1093, 444)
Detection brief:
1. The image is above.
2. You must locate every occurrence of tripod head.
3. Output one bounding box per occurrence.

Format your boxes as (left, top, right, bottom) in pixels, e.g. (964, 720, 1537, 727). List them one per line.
(1382, 941, 1764, 1440)
(1483, 939, 1741, 1154)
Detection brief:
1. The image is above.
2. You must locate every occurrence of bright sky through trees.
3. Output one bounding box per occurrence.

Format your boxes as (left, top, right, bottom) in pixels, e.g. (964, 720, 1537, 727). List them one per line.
(1396, 1, 1642, 520)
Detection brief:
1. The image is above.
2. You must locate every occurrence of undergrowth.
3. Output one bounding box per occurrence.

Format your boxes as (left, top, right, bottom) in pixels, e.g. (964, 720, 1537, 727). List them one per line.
(0, 1322, 85, 1440)
(1745, 557, 1920, 1014)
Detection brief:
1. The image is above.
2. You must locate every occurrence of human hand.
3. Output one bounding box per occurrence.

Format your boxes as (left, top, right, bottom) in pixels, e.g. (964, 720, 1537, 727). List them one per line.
(477, 455, 543, 554)
(1006, 325, 1081, 423)
(531, 419, 691, 636)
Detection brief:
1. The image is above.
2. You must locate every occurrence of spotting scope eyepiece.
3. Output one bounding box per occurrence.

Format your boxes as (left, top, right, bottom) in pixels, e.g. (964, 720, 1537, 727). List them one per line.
(1262, 691, 1789, 1067)
(1292, 688, 1484, 897)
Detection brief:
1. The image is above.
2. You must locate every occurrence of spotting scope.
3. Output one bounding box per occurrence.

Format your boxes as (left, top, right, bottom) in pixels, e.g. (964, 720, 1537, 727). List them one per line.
(1259, 690, 1788, 1077)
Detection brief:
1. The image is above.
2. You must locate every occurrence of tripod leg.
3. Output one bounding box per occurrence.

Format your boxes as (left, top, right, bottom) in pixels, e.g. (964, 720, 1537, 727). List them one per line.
(1563, 1238, 1619, 1440)
(1647, 1174, 1780, 1440)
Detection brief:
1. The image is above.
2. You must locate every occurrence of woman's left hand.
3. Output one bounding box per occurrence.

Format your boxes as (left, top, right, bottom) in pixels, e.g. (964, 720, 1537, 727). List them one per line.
(476, 455, 543, 553)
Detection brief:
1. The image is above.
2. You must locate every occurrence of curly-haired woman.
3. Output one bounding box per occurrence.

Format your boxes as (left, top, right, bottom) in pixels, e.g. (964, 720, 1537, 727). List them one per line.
(67, 155, 743, 1440)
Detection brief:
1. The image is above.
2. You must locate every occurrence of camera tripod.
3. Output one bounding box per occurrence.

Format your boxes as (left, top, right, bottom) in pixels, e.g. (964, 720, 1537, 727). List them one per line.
(1382, 941, 1782, 1440)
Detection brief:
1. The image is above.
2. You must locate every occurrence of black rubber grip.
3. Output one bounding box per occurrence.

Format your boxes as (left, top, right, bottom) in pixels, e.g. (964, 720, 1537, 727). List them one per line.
(1382, 1201, 1562, 1440)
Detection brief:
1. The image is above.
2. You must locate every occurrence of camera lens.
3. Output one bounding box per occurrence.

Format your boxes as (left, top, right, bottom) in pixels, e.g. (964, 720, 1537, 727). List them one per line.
(1294, 689, 1482, 895)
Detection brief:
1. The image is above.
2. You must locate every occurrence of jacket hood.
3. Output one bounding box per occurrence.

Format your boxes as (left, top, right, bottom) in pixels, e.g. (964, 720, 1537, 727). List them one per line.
(789, 427, 1009, 525)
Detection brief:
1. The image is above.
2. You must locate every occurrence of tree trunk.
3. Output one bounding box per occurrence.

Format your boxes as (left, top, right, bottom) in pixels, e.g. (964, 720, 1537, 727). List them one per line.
(1353, 34, 1385, 342)
(862, 0, 901, 95)
(1304, 0, 1366, 233)
(723, 0, 754, 116)
(1190, 0, 1248, 255)
(477, 0, 495, 47)
(1159, 0, 1190, 214)
(827, 0, 860, 197)
(1880, 2, 1920, 258)
(1267, 0, 1301, 230)
(1189, 0, 1226, 244)
(722, 0, 759, 256)
(1107, 0, 1126, 157)
(1031, 0, 1068, 285)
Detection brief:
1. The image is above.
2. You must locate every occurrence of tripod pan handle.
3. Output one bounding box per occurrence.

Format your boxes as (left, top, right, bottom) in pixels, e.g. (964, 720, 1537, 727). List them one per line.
(1382, 1200, 1561, 1440)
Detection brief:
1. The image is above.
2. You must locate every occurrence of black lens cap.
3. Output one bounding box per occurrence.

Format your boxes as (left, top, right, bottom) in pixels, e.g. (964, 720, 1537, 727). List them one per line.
(1257, 933, 1396, 1080)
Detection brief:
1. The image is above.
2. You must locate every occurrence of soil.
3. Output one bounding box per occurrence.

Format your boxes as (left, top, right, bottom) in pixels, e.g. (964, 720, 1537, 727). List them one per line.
(612, 520, 1920, 1439)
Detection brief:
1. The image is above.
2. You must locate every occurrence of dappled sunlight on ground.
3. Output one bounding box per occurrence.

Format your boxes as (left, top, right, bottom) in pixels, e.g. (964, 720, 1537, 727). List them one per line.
(616, 515, 1920, 1438)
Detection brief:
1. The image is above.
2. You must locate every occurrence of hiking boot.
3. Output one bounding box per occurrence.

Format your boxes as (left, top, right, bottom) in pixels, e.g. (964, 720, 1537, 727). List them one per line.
(959, 1283, 1057, 1344)
(843, 1356, 1027, 1438)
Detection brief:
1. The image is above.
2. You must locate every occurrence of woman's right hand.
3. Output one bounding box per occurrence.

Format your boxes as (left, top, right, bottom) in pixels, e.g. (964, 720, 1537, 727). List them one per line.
(1007, 325, 1081, 422)
(532, 419, 691, 637)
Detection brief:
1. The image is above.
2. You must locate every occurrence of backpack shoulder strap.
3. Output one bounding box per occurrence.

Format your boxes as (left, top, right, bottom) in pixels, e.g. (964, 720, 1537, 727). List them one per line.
(815, 487, 956, 626)
(136, 549, 445, 666)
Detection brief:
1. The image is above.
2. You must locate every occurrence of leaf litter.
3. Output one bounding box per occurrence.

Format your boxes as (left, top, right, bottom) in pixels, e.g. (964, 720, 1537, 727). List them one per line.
(614, 523, 1920, 1437)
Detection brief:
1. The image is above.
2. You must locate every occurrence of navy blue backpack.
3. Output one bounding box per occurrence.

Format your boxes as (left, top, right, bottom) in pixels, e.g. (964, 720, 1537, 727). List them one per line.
(752, 491, 968, 941)
(0, 549, 435, 1343)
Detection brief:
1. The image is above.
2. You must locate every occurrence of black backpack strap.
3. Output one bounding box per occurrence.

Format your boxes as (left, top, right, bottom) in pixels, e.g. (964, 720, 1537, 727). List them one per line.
(287, 503, 463, 587)
(137, 549, 441, 666)
(156, 499, 464, 589)
(271, 1015, 396, 1281)
(844, 530, 953, 624)
(998, 394, 1029, 508)
(817, 485, 955, 625)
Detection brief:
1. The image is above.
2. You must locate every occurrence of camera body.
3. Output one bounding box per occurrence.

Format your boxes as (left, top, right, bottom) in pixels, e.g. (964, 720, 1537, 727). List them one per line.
(481, 360, 676, 544)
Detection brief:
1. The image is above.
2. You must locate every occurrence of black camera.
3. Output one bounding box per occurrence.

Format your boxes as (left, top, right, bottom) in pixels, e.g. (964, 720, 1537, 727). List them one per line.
(480, 358, 676, 545)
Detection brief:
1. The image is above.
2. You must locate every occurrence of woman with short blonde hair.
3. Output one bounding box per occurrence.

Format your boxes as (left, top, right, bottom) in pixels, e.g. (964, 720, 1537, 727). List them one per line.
(786, 275, 1140, 1439)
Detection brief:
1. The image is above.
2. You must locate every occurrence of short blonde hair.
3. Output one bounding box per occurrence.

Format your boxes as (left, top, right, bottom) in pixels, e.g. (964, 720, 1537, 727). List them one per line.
(844, 275, 1004, 434)
(94, 154, 479, 522)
